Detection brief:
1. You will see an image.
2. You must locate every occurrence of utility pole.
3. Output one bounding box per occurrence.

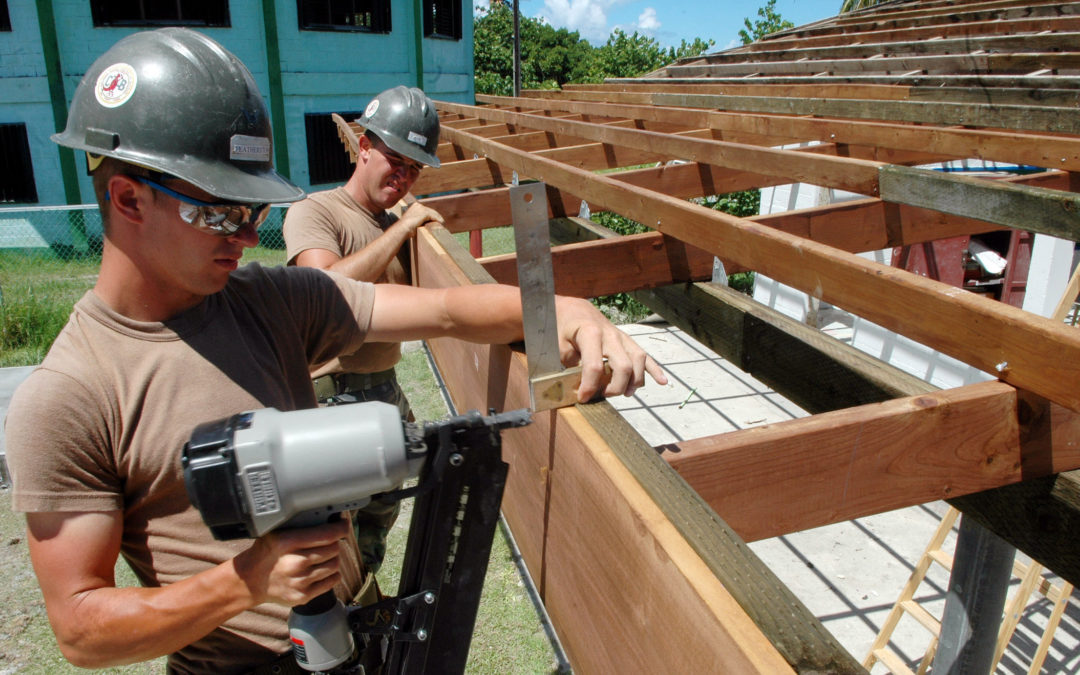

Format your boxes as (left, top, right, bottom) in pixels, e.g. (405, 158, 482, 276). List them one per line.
(513, 0, 521, 97)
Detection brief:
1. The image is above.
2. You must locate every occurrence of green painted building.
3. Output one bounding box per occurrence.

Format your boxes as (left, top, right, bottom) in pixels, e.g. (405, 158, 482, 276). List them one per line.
(0, 0, 474, 206)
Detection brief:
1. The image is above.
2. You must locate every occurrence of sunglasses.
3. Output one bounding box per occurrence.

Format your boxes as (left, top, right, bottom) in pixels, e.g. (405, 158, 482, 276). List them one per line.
(134, 176, 270, 236)
(371, 140, 424, 177)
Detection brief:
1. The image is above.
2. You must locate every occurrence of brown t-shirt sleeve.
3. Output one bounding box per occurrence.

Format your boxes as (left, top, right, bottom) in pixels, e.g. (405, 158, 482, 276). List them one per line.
(6, 368, 122, 512)
(282, 198, 343, 265)
(260, 265, 377, 368)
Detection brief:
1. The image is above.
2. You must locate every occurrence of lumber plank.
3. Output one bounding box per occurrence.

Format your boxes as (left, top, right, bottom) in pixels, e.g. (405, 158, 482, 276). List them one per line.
(479, 231, 719, 297)
(545, 409, 797, 673)
(699, 32, 1080, 64)
(412, 224, 854, 673)
(438, 100, 885, 196)
(646, 92, 1080, 135)
(666, 381, 1026, 542)
(442, 102, 1079, 228)
(879, 165, 1080, 242)
(438, 121, 1080, 413)
(745, 16, 1080, 54)
(478, 94, 1080, 172)
(663, 53, 1080, 78)
(553, 80, 1080, 107)
(950, 470, 1080, 588)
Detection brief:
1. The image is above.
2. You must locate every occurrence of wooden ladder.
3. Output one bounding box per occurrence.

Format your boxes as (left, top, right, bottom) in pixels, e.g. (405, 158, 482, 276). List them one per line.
(863, 507, 1074, 674)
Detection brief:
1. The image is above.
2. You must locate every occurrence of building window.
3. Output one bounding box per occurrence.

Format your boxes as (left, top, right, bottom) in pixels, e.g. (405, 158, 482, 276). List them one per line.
(305, 113, 360, 185)
(0, 124, 38, 203)
(1, 0, 11, 32)
(424, 0, 460, 40)
(90, 1, 230, 27)
(297, 0, 391, 32)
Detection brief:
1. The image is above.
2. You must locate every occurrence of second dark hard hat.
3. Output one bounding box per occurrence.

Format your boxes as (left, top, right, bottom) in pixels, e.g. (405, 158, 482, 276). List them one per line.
(52, 27, 304, 204)
(359, 86, 441, 168)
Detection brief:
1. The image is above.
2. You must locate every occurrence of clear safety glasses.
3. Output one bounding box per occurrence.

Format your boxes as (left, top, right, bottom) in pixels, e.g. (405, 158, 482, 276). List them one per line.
(134, 176, 270, 236)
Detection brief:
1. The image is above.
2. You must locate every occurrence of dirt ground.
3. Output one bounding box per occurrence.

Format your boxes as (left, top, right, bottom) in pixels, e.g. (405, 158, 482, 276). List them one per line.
(0, 488, 161, 674)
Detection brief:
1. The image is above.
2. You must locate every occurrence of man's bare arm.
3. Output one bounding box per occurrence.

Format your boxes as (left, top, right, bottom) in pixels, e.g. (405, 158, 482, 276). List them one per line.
(295, 203, 443, 282)
(26, 511, 349, 668)
(367, 284, 667, 401)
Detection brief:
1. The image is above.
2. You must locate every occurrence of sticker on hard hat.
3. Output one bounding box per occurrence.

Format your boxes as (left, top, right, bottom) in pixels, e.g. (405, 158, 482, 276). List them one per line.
(229, 135, 271, 162)
(95, 64, 138, 109)
(407, 131, 428, 146)
(364, 99, 380, 120)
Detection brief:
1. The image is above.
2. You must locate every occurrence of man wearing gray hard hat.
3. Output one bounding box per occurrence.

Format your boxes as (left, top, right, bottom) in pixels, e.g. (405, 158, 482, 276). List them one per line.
(4, 28, 664, 674)
(283, 87, 446, 577)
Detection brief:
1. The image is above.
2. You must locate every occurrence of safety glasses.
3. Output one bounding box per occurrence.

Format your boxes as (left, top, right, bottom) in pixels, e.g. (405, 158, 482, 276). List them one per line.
(134, 176, 270, 236)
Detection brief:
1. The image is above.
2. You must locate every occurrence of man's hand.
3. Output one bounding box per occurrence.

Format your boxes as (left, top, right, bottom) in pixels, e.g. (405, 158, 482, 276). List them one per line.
(233, 519, 351, 607)
(397, 201, 444, 237)
(553, 296, 667, 402)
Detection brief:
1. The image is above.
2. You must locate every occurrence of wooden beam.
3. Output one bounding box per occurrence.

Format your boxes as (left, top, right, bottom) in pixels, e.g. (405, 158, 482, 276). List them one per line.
(951, 470, 1080, 588)
(478, 94, 1080, 172)
(438, 121, 1080, 413)
(666, 382, 1031, 542)
(700, 32, 1080, 64)
(663, 53, 1080, 79)
(437, 100, 885, 196)
(479, 229, 720, 296)
(646, 92, 1080, 135)
(554, 81, 1080, 109)
(743, 16, 1080, 54)
(879, 165, 1080, 242)
(412, 224, 861, 673)
(439, 102, 1080, 229)
(547, 215, 937, 408)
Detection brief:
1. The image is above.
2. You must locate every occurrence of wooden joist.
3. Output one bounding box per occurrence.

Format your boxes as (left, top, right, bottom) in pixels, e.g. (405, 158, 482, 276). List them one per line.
(435, 118, 1080, 413)
(478, 94, 1080, 173)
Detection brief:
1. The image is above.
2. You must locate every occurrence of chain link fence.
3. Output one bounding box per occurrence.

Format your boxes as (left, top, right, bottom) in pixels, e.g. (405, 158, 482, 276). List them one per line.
(0, 204, 290, 366)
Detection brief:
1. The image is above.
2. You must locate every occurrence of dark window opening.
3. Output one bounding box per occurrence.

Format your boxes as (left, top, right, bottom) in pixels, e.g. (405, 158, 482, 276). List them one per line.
(90, 1, 230, 27)
(423, 0, 460, 40)
(297, 0, 391, 33)
(1, 0, 11, 32)
(0, 124, 38, 203)
(305, 112, 361, 185)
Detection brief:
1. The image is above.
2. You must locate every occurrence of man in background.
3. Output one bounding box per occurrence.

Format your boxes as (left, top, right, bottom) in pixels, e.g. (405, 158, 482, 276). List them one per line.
(283, 86, 445, 574)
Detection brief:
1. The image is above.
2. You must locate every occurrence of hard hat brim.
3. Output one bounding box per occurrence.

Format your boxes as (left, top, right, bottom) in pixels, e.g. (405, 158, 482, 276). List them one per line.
(376, 129, 441, 169)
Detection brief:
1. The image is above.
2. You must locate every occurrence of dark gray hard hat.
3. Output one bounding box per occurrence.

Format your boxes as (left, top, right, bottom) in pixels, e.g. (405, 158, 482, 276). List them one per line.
(52, 27, 304, 204)
(358, 86, 441, 168)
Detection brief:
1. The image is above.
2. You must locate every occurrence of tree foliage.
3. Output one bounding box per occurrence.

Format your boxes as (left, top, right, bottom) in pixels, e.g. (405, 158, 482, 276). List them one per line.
(738, 0, 794, 44)
(473, 3, 714, 95)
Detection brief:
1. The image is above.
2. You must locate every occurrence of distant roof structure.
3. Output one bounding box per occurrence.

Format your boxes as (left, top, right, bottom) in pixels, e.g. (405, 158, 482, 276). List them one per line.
(638, 0, 1080, 100)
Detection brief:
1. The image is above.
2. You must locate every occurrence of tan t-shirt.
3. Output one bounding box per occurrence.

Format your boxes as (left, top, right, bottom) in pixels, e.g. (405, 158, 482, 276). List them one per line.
(5, 263, 374, 674)
(283, 186, 407, 377)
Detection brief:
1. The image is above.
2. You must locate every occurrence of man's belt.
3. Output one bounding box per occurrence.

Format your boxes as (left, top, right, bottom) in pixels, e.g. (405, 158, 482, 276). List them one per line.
(312, 369, 396, 400)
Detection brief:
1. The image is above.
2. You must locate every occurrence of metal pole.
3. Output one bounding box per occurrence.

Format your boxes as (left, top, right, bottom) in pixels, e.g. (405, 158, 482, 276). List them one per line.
(932, 514, 1015, 674)
(512, 0, 521, 97)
